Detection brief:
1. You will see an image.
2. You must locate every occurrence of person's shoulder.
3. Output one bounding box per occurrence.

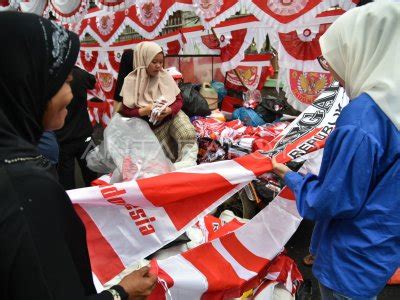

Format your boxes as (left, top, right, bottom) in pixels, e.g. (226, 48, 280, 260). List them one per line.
(337, 93, 381, 128)
(4, 161, 64, 194)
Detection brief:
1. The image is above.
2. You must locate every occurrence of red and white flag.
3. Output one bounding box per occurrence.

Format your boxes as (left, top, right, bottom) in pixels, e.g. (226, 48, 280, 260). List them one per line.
(68, 84, 347, 286)
(149, 185, 301, 299)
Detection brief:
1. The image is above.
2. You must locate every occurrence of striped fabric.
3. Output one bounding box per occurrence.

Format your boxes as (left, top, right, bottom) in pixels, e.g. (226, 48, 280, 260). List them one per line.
(67, 84, 348, 294)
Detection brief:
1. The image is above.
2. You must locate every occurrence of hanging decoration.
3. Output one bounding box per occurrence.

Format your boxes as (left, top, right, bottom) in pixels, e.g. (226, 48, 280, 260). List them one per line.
(241, 0, 359, 32)
(19, 0, 47, 15)
(0, 0, 22, 11)
(135, 0, 162, 26)
(48, 0, 89, 24)
(282, 69, 334, 111)
(194, 0, 241, 29)
(225, 54, 274, 91)
(95, 0, 135, 11)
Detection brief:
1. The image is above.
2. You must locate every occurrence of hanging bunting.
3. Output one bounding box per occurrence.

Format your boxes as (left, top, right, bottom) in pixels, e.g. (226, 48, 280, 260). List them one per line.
(270, 9, 347, 72)
(241, 0, 359, 32)
(123, 0, 193, 39)
(0, 0, 22, 11)
(19, 0, 47, 15)
(49, 0, 90, 24)
(95, 0, 135, 11)
(214, 16, 263, 73)
(80, 50, 99, 72)
(225, 54, 274, 91)
(282, 68, 334, 111)
(194, 0, 241, 29)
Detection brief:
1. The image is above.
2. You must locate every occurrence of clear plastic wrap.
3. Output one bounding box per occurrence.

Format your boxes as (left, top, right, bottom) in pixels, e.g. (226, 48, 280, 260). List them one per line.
(86, 114, 174, 183)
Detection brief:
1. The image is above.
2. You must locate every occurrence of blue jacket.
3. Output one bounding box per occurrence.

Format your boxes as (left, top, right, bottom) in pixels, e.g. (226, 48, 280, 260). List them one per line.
(285, 93, 400, 299)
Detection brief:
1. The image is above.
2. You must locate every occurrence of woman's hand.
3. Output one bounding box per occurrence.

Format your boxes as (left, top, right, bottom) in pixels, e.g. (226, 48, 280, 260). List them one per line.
(272, 157, 292, 179)
(139, 104, 153, 117)
(156, 107, 172, 121)
(119, 266, 157, 300)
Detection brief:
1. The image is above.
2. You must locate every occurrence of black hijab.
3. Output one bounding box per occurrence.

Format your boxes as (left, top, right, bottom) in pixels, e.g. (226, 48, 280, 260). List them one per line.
(0, 12, 79, 161)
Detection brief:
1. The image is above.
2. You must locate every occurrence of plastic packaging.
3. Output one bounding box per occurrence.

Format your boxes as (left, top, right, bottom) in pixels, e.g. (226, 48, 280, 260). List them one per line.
(86, 114, 174, 183)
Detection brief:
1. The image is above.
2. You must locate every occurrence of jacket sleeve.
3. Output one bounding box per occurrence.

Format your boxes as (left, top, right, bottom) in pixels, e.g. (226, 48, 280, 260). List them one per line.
(284, 125, 381, 221)
(169, 93, 183, 116)
(120, 104, 141, 118)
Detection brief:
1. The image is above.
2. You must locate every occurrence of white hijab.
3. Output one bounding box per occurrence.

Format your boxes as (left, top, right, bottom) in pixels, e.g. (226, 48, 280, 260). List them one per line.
(319, 1, 400, 130)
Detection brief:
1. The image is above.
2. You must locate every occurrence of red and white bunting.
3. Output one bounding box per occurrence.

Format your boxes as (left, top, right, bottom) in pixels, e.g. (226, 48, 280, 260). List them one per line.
(19, 0, 47, 15)
(282, 68, 334, 111)
(94, 0, 135, 12)
(241, 0, 358, 32)
(194, 0, 241, 29)
(225, 54, 274, 91)
(0, 0, 22, 11)
(48, 0, 90, 24)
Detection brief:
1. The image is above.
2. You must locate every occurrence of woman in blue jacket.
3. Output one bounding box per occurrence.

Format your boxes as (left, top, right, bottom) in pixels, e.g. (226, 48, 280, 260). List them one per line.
(273, 2, 400, 299)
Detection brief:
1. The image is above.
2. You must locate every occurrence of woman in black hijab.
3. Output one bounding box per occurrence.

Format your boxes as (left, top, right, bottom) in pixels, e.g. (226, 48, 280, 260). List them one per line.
(0, 12, 156, 300)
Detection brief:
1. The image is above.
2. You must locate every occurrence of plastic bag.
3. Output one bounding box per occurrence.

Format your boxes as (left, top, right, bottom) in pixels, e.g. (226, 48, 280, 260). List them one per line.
(232, 107, 266, 127)
(86, 114, 174, 183)
(243, 89, 262, 109)
(179, 82, 211, 117)
(211, 80, 227, 104)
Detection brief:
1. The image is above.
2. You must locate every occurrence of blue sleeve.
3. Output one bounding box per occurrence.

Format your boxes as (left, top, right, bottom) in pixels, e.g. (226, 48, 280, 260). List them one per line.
(284, 125, 380, 220)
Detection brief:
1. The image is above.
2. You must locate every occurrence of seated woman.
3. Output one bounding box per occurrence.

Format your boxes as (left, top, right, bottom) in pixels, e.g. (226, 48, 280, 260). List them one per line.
(119, 42, 198, 169)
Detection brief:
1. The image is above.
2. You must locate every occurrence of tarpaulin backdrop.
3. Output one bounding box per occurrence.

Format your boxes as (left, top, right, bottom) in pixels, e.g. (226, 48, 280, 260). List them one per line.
(68, 84, 349, 296)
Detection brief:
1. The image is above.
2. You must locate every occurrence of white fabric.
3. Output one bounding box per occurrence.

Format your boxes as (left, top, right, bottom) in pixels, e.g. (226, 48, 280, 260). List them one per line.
(319, 1, 400, 130)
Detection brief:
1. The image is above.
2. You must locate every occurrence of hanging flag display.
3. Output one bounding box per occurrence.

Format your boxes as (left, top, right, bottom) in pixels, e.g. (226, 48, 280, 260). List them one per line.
(282, 68, 334, 111)
(48, 0, 89, 23)
(241, 0, 358, 31)
(225, 54, 274, 91)
(194, 0, 241, 28)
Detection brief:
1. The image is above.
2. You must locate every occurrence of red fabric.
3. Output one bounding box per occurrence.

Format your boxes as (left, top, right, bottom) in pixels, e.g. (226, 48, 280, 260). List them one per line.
(87, 11, 126, 44)
(388, 268, 400, 285)
(169, 93, 183, 116)
(121, 104, 141, 118)
(201, 34, 220, 50)
(74, 204, 125, 284)
(80, 50, 98, 73)
(138, 172, 238, 231)
(278, 24, 330, 61)
(182, 243, 246, 298)
(250, 0, 322, 24)
(166, 40, 181, 55)
(220, 29, 247, 63)
(220, 233, 269, 273)
(221, 96, 243, 113)
(203, 0, 239, 23)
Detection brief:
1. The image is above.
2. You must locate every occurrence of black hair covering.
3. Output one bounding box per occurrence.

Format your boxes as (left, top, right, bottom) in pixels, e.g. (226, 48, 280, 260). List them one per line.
(0, 12, 79, 161)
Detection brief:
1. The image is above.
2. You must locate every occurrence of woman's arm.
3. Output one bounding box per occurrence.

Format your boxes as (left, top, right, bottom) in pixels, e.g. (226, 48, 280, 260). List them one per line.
(274, 125, 380, 221)
(168, 93, 183, 116)
(120, 104, 152, 118)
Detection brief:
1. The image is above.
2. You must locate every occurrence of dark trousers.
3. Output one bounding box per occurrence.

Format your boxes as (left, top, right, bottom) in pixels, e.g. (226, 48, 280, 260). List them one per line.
(57, 138, 97, 190)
